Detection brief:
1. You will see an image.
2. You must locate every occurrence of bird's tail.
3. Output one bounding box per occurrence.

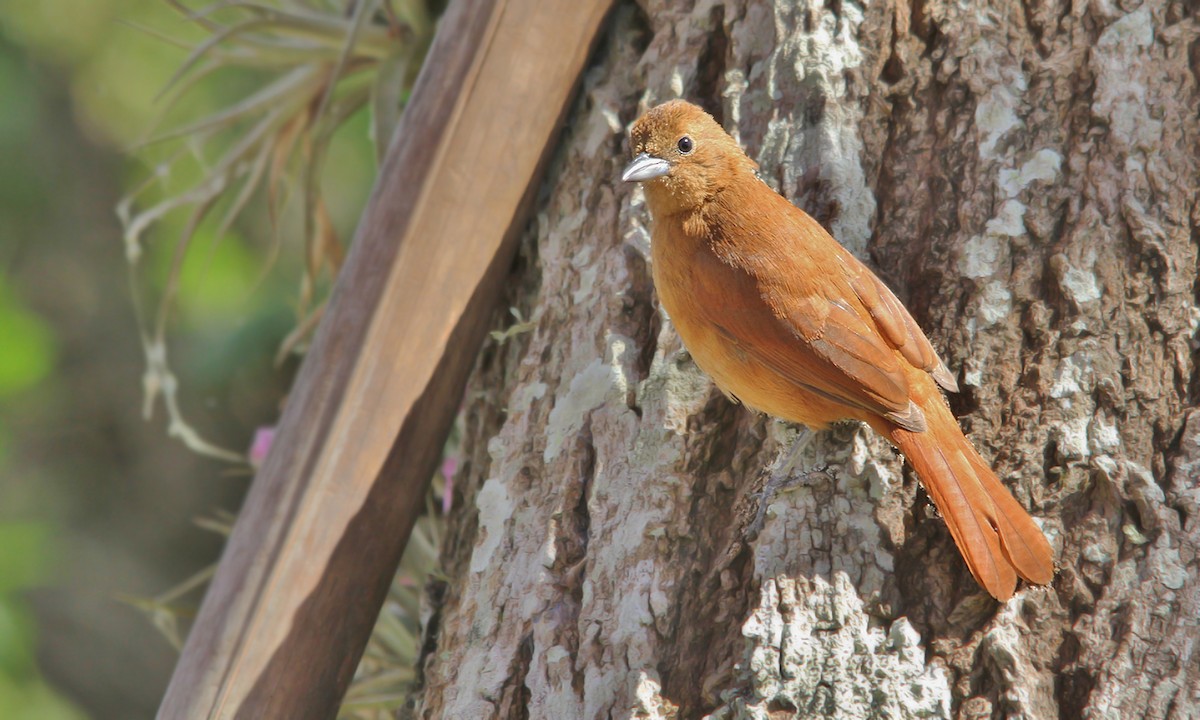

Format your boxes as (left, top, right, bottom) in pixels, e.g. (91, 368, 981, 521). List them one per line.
(876, 403, 1054, 601)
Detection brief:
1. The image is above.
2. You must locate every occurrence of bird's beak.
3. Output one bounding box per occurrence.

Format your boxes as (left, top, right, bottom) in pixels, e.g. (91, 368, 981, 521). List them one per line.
(621, 153, 670, 183)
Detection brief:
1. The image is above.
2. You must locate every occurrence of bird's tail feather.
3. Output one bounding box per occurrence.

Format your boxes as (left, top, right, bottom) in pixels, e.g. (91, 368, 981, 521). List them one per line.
(880, 409, 1054, 601)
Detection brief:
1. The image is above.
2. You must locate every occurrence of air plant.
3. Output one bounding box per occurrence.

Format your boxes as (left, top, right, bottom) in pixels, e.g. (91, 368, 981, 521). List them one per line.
(118, 0, 433, 460)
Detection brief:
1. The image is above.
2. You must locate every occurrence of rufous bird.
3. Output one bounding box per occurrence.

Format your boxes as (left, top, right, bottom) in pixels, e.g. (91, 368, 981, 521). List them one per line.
(622, 99, 1053, 601)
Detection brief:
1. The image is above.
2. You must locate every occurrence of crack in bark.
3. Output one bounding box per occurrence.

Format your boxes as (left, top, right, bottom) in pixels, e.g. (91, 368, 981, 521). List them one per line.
(695, 4, 729, 124)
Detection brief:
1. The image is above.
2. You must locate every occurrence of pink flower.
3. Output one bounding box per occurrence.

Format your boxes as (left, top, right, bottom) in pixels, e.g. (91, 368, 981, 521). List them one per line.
(440, 456, 458, 514)
(249, 427, 276, 468)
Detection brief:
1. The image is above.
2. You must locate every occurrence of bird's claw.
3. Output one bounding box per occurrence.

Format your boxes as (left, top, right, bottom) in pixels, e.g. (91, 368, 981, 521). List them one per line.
(744, 464, 831, 542)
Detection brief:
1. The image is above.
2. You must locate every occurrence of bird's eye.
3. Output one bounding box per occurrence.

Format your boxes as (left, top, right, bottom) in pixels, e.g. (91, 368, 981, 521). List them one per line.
(677, 136, 694, 154)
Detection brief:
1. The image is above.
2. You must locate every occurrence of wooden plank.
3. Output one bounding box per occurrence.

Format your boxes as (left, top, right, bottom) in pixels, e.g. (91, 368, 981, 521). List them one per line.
(156, 0, 614, 716)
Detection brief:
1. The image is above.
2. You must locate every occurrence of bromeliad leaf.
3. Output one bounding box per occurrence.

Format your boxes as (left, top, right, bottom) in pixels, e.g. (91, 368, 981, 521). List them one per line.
(119, 0, 433, 461)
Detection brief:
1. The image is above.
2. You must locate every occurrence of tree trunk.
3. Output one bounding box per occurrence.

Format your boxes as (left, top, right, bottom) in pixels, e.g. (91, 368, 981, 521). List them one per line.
(407, 1, 1200, 717)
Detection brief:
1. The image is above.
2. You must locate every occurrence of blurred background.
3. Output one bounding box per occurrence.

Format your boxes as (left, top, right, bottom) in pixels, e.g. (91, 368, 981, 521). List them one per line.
(0, 1, 405, 716)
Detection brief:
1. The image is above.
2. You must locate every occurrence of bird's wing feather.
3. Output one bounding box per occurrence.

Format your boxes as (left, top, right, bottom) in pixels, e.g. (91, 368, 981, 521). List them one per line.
(692, 246, 927, 431)
(835, 249, 960, 393)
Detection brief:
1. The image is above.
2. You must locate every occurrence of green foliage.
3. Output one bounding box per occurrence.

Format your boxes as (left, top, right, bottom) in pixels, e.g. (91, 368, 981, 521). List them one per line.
(0, 0, 120, 67)
(0, 9, 80, 715)
(0, 281, 55, 400)
(0, 672, 87, 720)
(0, 524, 52, 595)
(159, 226, 263, 325)
(0, 524, 85, 720)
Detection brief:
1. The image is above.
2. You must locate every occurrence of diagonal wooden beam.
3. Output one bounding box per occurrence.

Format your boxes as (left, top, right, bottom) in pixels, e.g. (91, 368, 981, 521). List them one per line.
(157, 0, 614, 716)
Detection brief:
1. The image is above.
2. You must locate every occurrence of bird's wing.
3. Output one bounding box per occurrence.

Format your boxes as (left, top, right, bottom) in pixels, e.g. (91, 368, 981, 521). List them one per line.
(691, 246, 928, 432)
(832, 248, 959, 393)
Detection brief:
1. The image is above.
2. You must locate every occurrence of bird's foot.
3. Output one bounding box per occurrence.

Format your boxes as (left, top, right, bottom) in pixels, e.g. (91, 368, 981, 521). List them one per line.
(745, 466, 830, 541)
(744, 429, 830, 541)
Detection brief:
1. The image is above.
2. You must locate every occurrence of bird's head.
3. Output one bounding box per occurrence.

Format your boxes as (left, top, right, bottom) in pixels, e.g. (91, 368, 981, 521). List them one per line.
(622, 100, 758, 216)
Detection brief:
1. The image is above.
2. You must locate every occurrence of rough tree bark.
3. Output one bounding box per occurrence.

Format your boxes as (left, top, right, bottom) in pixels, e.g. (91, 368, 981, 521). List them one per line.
(406, 1, 1199, 717)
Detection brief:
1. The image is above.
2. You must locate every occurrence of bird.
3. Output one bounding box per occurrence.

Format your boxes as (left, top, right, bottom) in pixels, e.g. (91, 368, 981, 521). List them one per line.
(621, 99, 1053, 601)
